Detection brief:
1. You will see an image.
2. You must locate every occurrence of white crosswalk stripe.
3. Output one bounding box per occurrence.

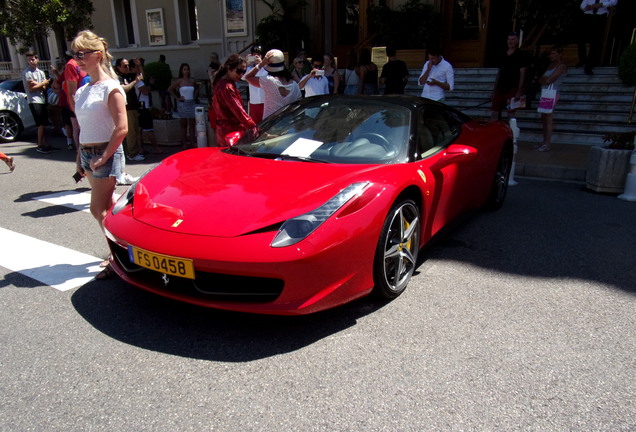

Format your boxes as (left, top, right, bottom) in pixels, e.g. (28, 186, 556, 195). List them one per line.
(0, 190, 122, 291)
(0, 227, 103, 291)
(34, 190, 93, 213)
(35, 190, 121, 213)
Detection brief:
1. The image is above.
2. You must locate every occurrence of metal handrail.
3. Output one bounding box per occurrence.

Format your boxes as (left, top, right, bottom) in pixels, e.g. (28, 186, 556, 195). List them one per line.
(629, 29, 636, 123)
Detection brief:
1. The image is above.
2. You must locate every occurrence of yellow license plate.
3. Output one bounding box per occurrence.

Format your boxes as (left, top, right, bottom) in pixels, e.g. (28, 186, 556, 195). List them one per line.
(128, 246, 195, 279)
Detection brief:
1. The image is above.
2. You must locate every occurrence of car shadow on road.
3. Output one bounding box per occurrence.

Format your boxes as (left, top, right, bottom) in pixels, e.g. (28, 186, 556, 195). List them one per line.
(422, 179, 636, 295)
(71, 278, 391, 362)
(70, 179, 634, 362)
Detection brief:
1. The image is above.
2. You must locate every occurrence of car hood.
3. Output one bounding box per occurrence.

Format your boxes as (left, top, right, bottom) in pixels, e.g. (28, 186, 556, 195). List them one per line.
(131, 148, 387, 237)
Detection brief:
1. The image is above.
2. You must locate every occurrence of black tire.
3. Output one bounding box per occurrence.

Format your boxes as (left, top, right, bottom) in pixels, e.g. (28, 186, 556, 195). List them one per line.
(372, 199, 420, 299)
(485, 144, 513, 211)
(0, 112, 23, 142)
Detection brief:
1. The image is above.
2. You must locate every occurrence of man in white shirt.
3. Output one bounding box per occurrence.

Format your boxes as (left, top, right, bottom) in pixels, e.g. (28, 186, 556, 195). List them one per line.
(299, 59, 329, 97)
(577, 0, 618, 74)
(418, 47, 454, 102)
(22, 51, 52, 152)
(245, 46, 267, 122)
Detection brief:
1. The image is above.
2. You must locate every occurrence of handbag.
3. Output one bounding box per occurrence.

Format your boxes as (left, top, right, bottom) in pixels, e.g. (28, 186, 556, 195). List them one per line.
(506, 95, 526, 110)
(46, 89, 59, 106)
(537, 84, 557, 114)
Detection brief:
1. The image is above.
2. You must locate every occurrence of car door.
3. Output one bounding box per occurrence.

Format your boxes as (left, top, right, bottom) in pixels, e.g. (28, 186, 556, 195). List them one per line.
(415, 105, 482, 236)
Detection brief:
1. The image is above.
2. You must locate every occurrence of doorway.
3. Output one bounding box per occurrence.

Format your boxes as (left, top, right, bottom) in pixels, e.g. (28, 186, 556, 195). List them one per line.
(331, 0, 373, 67)
(443, 0, 492, 67)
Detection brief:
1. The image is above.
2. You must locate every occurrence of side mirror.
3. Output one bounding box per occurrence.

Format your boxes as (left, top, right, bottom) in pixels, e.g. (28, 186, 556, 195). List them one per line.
(224, 131, 244, 146)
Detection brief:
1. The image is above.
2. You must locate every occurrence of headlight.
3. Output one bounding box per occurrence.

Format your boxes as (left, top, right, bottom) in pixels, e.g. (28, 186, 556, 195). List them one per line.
(271, 182, 369, 248)
(111, 182, 137, 215)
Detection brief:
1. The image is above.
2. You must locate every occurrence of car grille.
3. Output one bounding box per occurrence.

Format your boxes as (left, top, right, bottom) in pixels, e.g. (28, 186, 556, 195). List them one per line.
(108, 240, 284, 303)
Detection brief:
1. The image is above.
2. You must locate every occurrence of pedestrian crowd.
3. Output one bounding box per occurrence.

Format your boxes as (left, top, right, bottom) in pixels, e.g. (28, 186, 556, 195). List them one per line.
(9, 0, 618, 176)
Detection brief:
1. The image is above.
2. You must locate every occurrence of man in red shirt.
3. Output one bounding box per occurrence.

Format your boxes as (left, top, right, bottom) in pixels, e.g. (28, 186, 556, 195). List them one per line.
(55, 56, 73, 149)
(61, 56, 87, 148)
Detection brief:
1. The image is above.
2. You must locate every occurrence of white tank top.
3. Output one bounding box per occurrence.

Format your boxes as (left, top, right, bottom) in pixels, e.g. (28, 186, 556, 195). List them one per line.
(180, 86, 195, 100)
(75, 79, 126, 144)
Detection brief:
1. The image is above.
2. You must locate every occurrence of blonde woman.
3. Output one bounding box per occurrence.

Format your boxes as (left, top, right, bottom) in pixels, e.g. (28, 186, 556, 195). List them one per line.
(72, 30, 128, 279)
(291, 56, 306, 83)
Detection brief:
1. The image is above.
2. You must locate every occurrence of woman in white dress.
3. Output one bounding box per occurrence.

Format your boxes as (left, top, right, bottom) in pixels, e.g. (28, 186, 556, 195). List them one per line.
(168, 63, 199, 148)
(536, 46, 567, 152)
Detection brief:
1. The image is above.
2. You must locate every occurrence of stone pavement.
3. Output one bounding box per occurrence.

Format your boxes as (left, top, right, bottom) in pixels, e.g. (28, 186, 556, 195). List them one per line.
(514, 141, 590, 183)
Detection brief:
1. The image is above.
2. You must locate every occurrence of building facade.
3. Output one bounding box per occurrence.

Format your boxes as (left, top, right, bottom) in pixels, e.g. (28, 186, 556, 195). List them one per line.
(1, 1, 633, 84)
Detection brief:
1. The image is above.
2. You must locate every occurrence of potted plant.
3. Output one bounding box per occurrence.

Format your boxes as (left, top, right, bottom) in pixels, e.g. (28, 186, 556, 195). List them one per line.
(586, 44, 636, 193)
(602, 132, 635, 150)
(619, 42, 636, 122)
(586, 132, 635, 193)
(255, 1, 309, 54)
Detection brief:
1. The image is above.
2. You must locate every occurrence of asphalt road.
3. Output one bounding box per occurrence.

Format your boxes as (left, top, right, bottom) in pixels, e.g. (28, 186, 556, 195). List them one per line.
(1, 132, 635, 431)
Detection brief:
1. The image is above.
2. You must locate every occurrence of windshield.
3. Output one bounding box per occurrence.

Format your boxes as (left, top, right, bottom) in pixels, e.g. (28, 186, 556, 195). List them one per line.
(0, 81, 24, 92)
(228, 98, 412, 164)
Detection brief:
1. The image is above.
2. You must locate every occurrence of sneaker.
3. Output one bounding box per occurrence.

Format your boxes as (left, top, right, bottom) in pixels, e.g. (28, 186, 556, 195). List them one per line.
(36, 146, 52, 154)
(130, 154, 145, 161)
(116, 173, 139, 186)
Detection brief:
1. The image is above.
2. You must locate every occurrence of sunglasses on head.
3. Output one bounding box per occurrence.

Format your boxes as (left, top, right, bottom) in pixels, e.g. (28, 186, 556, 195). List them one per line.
(73, 50, 99, 59)
(234, 68, 246, 74)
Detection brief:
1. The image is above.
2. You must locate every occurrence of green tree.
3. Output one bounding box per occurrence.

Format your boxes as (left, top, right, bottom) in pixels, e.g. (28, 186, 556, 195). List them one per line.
(255, 0, 309, 53)
(618, 43, 636, 87)
(0, 0, 94, 57)
(368, 0, 441, 49)
(513, 0, 579, 48)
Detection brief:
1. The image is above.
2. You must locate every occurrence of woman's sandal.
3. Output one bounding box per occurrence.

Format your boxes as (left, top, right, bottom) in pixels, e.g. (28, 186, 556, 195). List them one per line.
(95, 264, 115, 280)
(538, 144, 551, 152)
(6, 156, 15, 172)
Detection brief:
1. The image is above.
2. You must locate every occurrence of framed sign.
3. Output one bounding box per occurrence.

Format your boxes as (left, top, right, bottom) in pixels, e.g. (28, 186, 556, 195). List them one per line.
(223, 0, 247, 37)
(146, 8, 166, 46)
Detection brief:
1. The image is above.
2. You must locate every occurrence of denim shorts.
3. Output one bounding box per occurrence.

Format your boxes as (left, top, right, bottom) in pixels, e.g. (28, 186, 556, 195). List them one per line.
(80, 144, 124, 179)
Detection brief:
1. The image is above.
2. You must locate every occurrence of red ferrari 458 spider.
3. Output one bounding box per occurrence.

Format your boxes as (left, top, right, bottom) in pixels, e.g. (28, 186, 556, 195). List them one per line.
(103, 95, 513, 315)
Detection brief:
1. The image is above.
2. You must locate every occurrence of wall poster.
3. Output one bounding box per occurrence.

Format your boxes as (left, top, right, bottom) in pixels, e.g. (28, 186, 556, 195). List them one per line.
(223, 0, 247, 37)
(146, 8, 166, 46)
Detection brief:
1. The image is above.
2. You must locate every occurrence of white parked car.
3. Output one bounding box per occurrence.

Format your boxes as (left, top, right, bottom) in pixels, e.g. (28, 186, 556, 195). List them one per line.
(0, 80, 36, 142)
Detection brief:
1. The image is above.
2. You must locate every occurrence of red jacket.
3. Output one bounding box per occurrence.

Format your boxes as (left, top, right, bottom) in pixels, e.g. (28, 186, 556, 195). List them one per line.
(212, 78, 255, 145)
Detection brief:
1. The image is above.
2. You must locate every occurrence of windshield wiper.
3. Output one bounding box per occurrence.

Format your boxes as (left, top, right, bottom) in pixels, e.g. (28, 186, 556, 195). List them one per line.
(225, 146, 251, 156)
(250, 152, 329, 163)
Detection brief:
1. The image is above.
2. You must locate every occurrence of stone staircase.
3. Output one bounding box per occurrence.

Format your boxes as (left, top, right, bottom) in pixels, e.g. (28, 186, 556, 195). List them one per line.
(405, 67, 636, 147)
